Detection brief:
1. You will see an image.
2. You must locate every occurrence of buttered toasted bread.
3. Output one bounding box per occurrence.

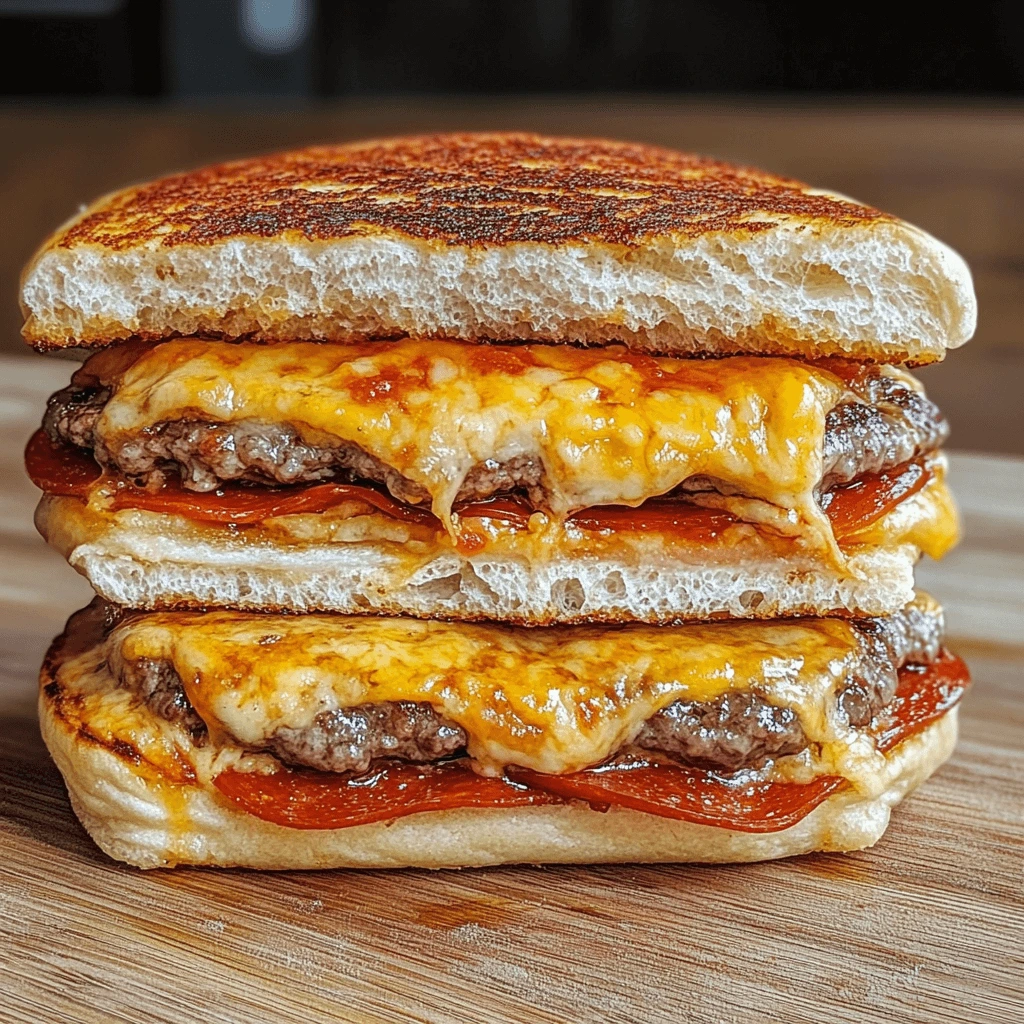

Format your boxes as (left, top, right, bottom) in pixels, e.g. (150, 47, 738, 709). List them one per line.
(21, 133, 974, 361)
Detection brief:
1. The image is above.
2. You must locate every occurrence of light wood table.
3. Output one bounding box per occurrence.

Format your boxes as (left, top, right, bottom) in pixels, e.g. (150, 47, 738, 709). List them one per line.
(0, 355, 1020, 1024)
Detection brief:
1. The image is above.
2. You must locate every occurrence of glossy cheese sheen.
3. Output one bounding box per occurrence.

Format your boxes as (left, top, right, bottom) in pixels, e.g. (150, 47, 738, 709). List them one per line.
(110, 612, 864, 776)
(44, 616, 967, 837)
(93, 339, 847, 548)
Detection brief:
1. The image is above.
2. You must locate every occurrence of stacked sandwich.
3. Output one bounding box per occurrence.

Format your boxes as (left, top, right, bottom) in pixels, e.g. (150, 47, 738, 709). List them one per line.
(23, 134, 973, 869)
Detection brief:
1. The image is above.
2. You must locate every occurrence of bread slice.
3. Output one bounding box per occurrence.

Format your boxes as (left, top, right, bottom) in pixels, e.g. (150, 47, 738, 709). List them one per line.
(39, 623, 958, 869)
(37, 463, 957, 620)
(46, 709, 956, 870)
(48, 522, 923, 623)
(21, 133, 975, 363)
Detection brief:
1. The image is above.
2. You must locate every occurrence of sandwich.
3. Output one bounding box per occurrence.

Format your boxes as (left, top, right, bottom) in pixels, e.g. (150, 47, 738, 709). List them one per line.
(23, 133, 973, 868)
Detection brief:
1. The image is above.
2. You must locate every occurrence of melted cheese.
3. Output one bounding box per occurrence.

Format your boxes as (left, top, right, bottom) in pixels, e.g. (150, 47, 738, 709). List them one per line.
(50, 646, 198, 786)
(109, 611, 872, 779)
(95, 339, 848, 555)
(49, 646, 280, 856)
(64, 449, 958, 571)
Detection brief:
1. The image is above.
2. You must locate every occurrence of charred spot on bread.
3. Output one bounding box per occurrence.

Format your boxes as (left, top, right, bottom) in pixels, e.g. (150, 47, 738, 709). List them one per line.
(52, 134, 890, 252)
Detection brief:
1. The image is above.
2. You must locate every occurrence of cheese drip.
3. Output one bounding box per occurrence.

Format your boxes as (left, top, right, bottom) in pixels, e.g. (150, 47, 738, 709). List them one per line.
(94, 339, 848, 555)
(110, 612, 869, 778)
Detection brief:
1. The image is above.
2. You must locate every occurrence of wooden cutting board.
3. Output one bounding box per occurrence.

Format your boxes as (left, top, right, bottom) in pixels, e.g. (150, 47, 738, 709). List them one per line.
(0, 356, 1020, 1024)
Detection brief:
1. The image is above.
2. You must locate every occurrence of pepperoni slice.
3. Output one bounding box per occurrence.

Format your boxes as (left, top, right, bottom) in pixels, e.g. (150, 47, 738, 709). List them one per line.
(24, 429, 102, 496)
(507, 762, 844, 834)
(823, 460, 931, 539)
(213, 758, 564, 831)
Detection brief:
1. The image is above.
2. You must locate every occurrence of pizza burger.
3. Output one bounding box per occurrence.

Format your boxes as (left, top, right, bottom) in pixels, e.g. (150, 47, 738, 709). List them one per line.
(23, 134, 973, 868)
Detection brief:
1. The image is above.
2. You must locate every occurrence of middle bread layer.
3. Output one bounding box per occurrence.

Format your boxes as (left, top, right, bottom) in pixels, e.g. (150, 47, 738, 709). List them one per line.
(35, 449, 957, 622)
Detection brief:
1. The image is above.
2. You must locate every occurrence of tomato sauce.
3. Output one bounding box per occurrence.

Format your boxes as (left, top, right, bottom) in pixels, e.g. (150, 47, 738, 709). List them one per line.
(212, 653, 969, 833)
(24, 429, 932, 542)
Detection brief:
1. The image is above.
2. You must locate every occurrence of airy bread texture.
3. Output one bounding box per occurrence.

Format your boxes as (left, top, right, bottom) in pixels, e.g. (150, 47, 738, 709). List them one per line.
(39, 670, 958, 870)
(38, 495, 924, 621)
(21, 134, 975, 362)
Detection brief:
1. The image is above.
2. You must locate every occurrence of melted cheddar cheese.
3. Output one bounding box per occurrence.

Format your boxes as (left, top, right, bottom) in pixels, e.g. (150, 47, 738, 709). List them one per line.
(94, 339, 850, 555)
(48, 645, 199, 787)
(109, 610, 879, 782)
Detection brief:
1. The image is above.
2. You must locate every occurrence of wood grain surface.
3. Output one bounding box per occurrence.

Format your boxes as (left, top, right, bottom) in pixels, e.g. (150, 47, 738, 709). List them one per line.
(0, 355, 1020, 1024)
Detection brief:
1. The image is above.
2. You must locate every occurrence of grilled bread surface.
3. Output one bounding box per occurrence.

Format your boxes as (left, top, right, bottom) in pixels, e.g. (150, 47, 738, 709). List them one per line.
(22, 133, 975, 361)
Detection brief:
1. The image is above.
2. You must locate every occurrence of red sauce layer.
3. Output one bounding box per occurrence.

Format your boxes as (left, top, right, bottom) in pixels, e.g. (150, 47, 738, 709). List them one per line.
(212, 651, 969, 833)
(24, 429, 931, 542)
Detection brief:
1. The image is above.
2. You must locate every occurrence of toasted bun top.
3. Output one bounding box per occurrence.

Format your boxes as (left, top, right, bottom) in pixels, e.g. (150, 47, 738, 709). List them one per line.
(38, 133, 890, 249)
(21, 132, 976, 360)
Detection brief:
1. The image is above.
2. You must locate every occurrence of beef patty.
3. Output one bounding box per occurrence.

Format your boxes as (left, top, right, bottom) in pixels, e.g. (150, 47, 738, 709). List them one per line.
(111, 603, 943, 776)
(44, 364, 946, 508)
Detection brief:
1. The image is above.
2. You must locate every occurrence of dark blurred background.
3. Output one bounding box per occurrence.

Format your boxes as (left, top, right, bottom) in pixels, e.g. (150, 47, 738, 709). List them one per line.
(3, 1, 1024, 99)
(1, 0, 1022, 452)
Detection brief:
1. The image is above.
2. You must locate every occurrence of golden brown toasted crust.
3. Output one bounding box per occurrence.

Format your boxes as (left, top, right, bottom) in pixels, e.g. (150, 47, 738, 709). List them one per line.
(21, 133, 975, 358)
(50, 133, 888, 252)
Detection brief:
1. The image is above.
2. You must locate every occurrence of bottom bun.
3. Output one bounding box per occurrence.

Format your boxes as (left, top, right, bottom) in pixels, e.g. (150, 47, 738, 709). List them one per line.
(40, 665, 957, 869)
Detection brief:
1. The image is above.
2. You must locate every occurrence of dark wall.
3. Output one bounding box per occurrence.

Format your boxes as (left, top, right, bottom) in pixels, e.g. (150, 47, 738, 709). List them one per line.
(1, 0, 1023, 99)
(0, 1, 163, 97)
(315, 1, 1024, 95)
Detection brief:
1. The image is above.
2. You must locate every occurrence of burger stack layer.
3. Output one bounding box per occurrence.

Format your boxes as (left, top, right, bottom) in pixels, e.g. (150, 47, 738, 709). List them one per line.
(22, 134, 974, 869)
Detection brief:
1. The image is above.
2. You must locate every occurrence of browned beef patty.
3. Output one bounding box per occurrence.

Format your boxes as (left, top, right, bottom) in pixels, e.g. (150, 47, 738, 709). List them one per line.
(45, 385, 110, 451)
(269, 703, 466, 775)
(44, 364, 946, 506)
(121, 656, 208, 743)
(629, 599, 943, 769)
(111, 604, 943, 776)
(820, 368, 948, 490)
